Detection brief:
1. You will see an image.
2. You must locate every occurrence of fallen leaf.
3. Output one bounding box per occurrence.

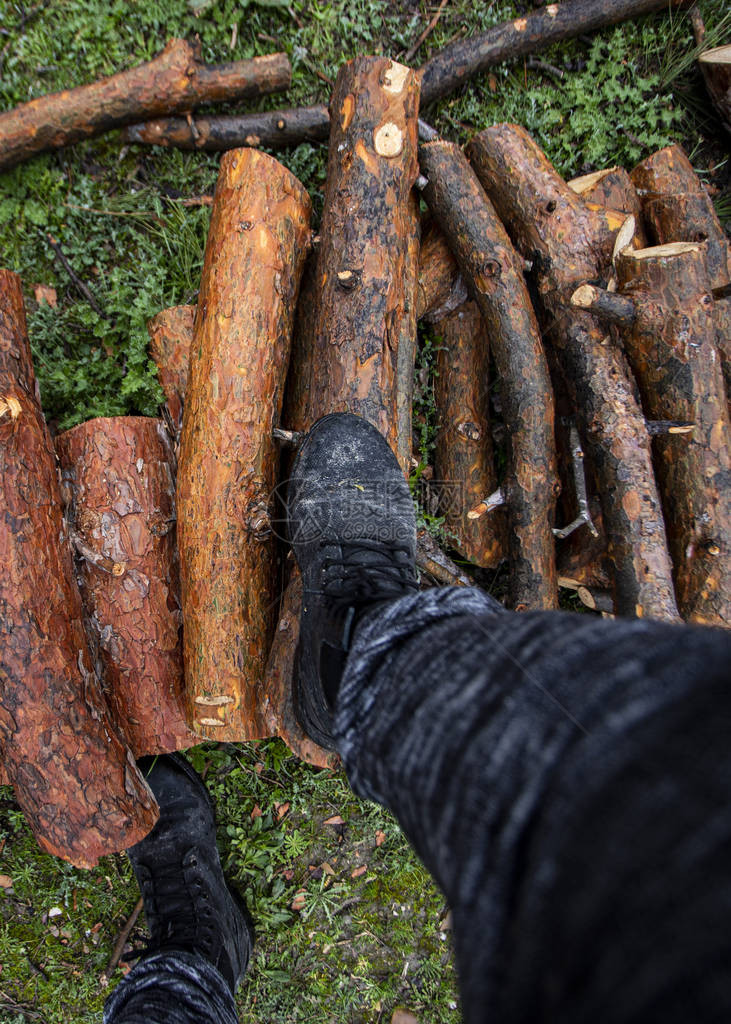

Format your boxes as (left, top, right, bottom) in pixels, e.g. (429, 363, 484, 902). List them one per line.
(321, 861, 335, 877)
(250, 804, 262, 819)
(291, 889, 307, 911)
(375, 830, 386, 847)
(0, 875, 12, 890)
(324, 814, 344, 826)
(274, 801, 290, 820)
(391, 1010, 418, 1024)
(282, 868, 295, 881)
(33, 284, 57, 307)
(351, 865, 367, 879)
(488, 73, 498, 92)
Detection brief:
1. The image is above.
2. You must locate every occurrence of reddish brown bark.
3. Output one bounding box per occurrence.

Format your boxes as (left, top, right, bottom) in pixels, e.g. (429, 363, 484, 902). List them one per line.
(55, 417, 199, 752)
(568, 166, 647, 247)
(432, 300, 506, 568)
(288, 57, 420, 474)
(177, 148, 311, 742)
(0, 269, 158, 867)
(420, 138, 557, 610)
(630, 144, 731, 291)
(0, 39, 290, 173)
(468, 124, 679, 621)
(124, 105, 330, 151)
(715, 296, 731, 416)
(610, 243, 730, 626)
(416, 225, 463, 321)
(147, 305, 195, 440)
(698, 44, 731, 135)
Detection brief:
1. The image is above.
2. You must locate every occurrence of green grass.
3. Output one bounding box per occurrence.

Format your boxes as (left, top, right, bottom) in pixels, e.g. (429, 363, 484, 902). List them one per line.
(0, 0, 729, 1020)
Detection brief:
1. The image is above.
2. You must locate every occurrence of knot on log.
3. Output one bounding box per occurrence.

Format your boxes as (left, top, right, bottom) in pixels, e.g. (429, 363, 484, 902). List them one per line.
(374, 122, 404, 158)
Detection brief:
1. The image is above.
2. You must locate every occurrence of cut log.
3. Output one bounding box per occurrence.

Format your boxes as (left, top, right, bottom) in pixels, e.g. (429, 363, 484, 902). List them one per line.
(416, 224, 465, 321)
(147, 305, 195, 441)
(568, 165, 647, 246)
(608, 243, 729, 626)
(177, 148, 311, 741)
(287, 57, 420, 473)
(468, 124, 679, 621)
(0, 269, 157, 867)
(0, 39, 290, 173)
(124, 105, 330, 151)
(55, 417, 199, 753)
(432, 299, 506, 568)
(698, 44, 731, 135)
(630, 144, 731, 290)
(420, 139, 557, 609)
(715, 296, 731, 415)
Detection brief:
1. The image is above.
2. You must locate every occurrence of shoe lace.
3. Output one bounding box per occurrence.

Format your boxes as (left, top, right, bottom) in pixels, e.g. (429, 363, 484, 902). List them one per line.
(128, 851, 215, 962)
(319, 539, 418, 605)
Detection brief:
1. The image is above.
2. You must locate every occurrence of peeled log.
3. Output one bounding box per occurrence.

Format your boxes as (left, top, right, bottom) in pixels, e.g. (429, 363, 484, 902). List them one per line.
(0, 269, 157, 867)
(630, 145, 731, 291)
(55, 417, 199, 752)
(698, 44, 731, 135)
(420, 138, 557, 610)
(0, 39, 290, 173)
(177, 148, 311, 741)
(289, 57, 420, 473)
(432, 300, 505, 568)
(468, 124, 679, 621)
(613, 244, 731, 626)
(147, 306, 196, 441)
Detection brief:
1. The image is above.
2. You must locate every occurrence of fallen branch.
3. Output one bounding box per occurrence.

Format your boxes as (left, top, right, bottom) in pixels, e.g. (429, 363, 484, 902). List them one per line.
(420, 138, 558, 610)
(43, 233, 108, 319)
(468, 124, 680, 621)
(0, 39, 290, 172)
(552, 423, 599, 540)
(416, 529, 472, 587)
(102, 896, 144, 985)
(404, 0, 450, 63)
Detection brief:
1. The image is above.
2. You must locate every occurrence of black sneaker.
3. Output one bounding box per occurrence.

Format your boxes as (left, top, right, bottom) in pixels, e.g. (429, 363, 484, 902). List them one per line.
(126, 753, 252, 993)
(287, 413, 418, 750)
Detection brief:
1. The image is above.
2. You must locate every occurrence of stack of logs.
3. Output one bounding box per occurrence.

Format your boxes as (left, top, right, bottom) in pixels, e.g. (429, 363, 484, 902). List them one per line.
(1, 52, 729, 867)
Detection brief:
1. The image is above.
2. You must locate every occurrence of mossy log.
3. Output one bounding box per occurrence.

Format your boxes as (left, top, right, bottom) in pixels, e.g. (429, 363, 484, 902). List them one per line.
(631, 144, 731, 291)
(468, 124, 679, 621)
(0, 39, 290, 173)
(698, 44, 731, 135)
(591, 243, 729, 626)
(0, 269, 158, 867)
(55, 417, 198, 753)
(177, 148, 311, 742)
(287, 57, 420, 473)
(432, 299, 506, 568)
(420, 138, 557, 610)
(147, 305, 196, 441)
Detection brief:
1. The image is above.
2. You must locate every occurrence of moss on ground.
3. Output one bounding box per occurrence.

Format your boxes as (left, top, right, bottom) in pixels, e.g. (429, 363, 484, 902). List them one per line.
(0, 0, 729, 1020)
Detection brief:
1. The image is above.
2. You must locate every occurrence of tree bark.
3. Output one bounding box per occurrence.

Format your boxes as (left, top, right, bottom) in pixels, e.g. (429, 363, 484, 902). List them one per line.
(0, 269, 158, 867)
(568, 165, 647, 246)
(698, 44, 731, 135)
(288, 57, 420, 474)
(0, 39, 290, 173)
(420, 139, 557, 609)
(177, 148, 311, 742)
(55, 416, 199, 753)
(630, 144, 731, 291)
(147, 305, 196, 442)
(432, 302, 506, 569)
(468, 124, 680, 621)
(416, 224, 465, 321)
(124, 105, 330, 151)
(611, 243, 730, 626)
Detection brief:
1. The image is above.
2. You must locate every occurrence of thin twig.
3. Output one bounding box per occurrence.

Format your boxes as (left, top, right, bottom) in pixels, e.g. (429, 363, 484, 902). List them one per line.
(553, 423, 599, 540)
(526, 56, 565, 82)
(404, 0, 449, 63)
(102, 895, 144, 984)
(416, 530, 471, 586)
(42, 232, 109, 319)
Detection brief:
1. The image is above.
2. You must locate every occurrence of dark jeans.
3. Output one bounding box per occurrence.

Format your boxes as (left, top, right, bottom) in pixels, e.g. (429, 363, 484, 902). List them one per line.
(105, 587, 731, 1023)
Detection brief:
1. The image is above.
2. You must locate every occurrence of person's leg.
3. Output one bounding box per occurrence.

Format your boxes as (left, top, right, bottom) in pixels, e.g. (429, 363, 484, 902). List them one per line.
(103, 754, 251, 1024)
(287, 413, 731, 1024)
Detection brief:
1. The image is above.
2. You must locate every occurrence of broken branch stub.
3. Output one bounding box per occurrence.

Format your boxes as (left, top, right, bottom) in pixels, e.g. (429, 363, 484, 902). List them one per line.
(55, 417, 199, 752)
(468, 124, 679, 621)
(0, 269, 158, 867)
(420, 138, 557, 610)
(0, 39, 290, 173)
(177, 148, 311, 741)
(614, 244, 731, 626)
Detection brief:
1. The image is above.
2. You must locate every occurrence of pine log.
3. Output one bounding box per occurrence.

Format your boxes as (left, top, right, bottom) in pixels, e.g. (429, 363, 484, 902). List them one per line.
(630, 144, 731, 291)
(125, 105, 330, 151)
(698, 44, 731, 135)
(177, 148, 311, 741)
(416, 224, 465, 322)
(432, 300, 506, 568)
(0, 269, 158, 867)
(287, 57, 420, 473)
(568, 166, 647, 246)
(0, 39, 290, 173)
(468, 124, 680, 621)
(147, 305, 196, 441)
(715, 296, 731, 414)
(124, 0, 683, 153)
(420, 139, 557, 609)
(609, 243, 730, 625)
(55, 417, 199, 752)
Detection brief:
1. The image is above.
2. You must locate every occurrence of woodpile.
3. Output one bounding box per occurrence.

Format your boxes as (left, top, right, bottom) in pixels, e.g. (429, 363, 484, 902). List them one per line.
(0, 0, 729, 865)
